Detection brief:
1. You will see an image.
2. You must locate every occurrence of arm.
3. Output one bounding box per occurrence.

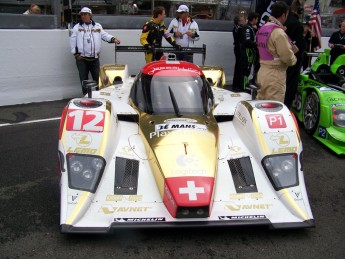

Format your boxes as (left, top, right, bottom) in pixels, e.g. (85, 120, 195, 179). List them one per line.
(188, 21, 200, 41)
(99, 24, 119, 43)
(70, 24, 78, 54)
(140, 22, 151, 47)
(271, 28, 297, 66)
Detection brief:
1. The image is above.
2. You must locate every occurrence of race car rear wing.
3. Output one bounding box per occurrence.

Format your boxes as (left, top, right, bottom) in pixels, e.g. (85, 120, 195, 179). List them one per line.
(114, 44, 206, 65)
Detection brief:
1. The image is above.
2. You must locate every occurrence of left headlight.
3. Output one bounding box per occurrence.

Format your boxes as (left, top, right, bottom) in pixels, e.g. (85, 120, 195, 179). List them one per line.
(67, 154, 106, 193)
(332, 107, 345, 128)
(262, 154, 298, 191)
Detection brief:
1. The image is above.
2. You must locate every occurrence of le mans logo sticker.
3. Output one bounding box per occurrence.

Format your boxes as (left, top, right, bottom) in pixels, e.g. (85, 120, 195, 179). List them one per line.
(265, 114, 287, 129)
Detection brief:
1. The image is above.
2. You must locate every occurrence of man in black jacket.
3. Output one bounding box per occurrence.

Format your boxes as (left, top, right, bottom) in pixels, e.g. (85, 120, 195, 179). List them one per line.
(283, 0, 306, 108)
(239, 12, 259, 92)
(232, 14, 246, 91)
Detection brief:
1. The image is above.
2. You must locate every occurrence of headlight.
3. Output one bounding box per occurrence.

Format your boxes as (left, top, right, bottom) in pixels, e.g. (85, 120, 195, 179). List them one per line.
(262, 154, 298, 191)
(332, 108, 345, 128)
(67, 154, 106, 193)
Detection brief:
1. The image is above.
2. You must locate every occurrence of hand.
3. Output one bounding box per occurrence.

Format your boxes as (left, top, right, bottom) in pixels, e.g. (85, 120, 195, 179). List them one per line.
(174, 44, 182, 51)
(144, 44, 153, 50)
(174, 31, 183, 38)
(74, 53, 82, 60)
(112, 38, 120, 44)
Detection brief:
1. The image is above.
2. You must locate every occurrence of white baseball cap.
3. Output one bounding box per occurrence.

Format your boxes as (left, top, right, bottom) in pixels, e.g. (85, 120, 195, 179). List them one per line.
(79, 7, 92, 14)
(176, 5, 189, 13)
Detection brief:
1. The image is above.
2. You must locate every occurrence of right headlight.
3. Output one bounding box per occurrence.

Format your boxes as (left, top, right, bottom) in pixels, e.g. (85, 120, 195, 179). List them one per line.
(332, 107, 345, 128)
(262, 153, 298, 191)
(67, 154, 106, 193)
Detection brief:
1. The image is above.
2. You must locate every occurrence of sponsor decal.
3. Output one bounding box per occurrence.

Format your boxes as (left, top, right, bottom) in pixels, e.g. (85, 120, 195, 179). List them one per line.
(149, 128, 212, 139)
(66, 109, 105, 132)
(155, 123, 207, 132)
(226, 204, 272, 211)
(114, 217, 165, 222)
(272, 146, 297, 154)
(147, 66, 201, 76)
(164, 118, 197, 123)
(219, 215, 266, 220)
(179, 181, 205, 201)
(71, 132, 92, 147)
(294, 192, 302, 201)
(270, 133, 290, 147)
(101, 205, 151, 214)
(332, 103, 345, 107)
(265, 114, 287, 128)
(105, 195, 142, 202)
(66, 147, 97, 154)
(230, 192, 263, 200)
(100, 92, 111, 96)
(68, 195, 79, 204)
(235, 111, 247, 125)
(327, 97, 345, 103)
(231, 93, 241, 97)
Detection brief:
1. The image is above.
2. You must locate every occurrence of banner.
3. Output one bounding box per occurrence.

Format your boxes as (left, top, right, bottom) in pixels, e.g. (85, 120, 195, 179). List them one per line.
(255, 0, 293, 27)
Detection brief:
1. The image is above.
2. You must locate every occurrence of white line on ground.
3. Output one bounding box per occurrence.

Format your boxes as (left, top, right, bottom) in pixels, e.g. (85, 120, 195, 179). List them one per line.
(0, 117, 61, 127)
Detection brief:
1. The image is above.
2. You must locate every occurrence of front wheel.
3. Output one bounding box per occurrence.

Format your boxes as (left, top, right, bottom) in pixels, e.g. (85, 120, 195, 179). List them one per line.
(336, 65, 345, 77)
(302, 91, 320, 135)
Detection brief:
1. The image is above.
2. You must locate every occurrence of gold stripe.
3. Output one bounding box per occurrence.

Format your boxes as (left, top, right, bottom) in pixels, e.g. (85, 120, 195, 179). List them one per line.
(66, 191, 91, 225)
(280, 189, 309, 221)
(251, 110, 270, 156)
(98, 101, 111, 156)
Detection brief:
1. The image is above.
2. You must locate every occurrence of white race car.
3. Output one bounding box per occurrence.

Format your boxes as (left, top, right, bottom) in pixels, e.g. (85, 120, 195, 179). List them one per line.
(58, 55, 314, 233)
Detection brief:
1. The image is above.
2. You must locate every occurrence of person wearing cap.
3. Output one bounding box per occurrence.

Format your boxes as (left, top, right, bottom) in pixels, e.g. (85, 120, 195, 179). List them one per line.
(23, 4, 41, 15)
(140, 6, 181, 63)
(70, 7, 121, 94)
(167, 4, 200, 62)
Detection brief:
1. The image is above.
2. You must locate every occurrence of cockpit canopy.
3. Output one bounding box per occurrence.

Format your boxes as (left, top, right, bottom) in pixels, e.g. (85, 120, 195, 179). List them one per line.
(129, 61, 214, 116)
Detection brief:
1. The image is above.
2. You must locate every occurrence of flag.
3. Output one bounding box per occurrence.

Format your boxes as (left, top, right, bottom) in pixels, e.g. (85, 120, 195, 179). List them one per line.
(309, 0, 322, 50)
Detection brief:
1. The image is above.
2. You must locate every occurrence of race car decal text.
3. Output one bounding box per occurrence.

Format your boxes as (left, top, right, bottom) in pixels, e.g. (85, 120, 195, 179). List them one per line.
(226, 204, 272, 211)
(66, 109, 105, 132)
(265, 114, 287, 128)
(155, 123, 207, 132)
(101, 205, 151, 214)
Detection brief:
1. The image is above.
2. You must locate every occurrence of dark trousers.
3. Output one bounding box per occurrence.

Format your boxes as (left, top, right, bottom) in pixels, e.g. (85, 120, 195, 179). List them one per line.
(284, 55, 303, 108)
(76, 58, 100, 94)
(240, 48, 256, 91)
(232, 45, 242, 89)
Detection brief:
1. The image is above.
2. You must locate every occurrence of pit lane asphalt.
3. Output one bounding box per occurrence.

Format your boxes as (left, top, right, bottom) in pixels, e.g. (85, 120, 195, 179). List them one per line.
(0, 99, 344, 258)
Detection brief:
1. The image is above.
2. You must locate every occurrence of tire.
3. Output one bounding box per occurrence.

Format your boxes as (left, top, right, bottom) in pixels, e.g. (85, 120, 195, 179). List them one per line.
(316, 64, 329, 74)
(302, 91, 320, 135)
(336, 65, 345, 77)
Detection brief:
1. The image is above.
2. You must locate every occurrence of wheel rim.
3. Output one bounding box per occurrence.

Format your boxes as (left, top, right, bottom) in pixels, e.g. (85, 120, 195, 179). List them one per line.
(338, 66, 345, 76)
(303, 93, 319, 131)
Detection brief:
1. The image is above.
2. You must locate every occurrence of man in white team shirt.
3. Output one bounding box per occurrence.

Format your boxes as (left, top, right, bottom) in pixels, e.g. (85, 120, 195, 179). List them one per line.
(167, 5, 200, 62)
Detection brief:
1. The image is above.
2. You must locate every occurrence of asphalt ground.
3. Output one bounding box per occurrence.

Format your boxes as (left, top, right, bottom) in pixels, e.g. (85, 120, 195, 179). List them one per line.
(0, 99, 344, 258)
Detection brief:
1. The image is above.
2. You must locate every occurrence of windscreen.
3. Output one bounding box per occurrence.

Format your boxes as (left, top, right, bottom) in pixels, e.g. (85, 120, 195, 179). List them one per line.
(150, 73, 206, 115)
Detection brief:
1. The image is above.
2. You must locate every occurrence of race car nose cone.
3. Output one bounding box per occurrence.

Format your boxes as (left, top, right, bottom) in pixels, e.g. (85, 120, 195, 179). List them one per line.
(163, 176, 214, 218)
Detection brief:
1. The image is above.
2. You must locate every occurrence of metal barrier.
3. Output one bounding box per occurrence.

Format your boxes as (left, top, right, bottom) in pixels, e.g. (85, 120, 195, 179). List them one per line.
(115, 44, 207, 65)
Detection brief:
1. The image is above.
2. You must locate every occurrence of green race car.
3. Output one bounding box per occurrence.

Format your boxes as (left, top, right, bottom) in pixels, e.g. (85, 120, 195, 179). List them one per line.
(292, 51, 345, 155)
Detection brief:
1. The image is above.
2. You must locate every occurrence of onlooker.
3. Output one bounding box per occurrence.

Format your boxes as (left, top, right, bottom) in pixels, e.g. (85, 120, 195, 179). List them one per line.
(239, 12, 259, 91)
(23, 4, 41, 15)
(284, 0, 306, 108)
(302, 22, 318, 70)
(140, 6, 181, 63)
(70, 7, 121, 95)
(256, 1, 297, 102)
(232, 14, 246, 90)
(328, 20, 345, 65)
(167, 4, 200, 62)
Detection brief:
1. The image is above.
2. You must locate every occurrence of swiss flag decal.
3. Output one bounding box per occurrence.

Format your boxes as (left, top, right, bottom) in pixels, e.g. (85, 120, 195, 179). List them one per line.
(164, 177, 214, 207)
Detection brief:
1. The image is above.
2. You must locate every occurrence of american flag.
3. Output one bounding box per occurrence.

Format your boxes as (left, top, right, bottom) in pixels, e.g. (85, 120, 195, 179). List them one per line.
(309, 0, 322, 50)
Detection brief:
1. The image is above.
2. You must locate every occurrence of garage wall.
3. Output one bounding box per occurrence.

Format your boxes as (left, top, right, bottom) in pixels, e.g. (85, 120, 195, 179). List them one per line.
(0, 29, 330, 106)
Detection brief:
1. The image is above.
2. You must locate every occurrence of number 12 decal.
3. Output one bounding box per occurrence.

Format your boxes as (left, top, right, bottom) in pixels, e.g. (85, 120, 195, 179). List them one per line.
(66, 109, 105, 132)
